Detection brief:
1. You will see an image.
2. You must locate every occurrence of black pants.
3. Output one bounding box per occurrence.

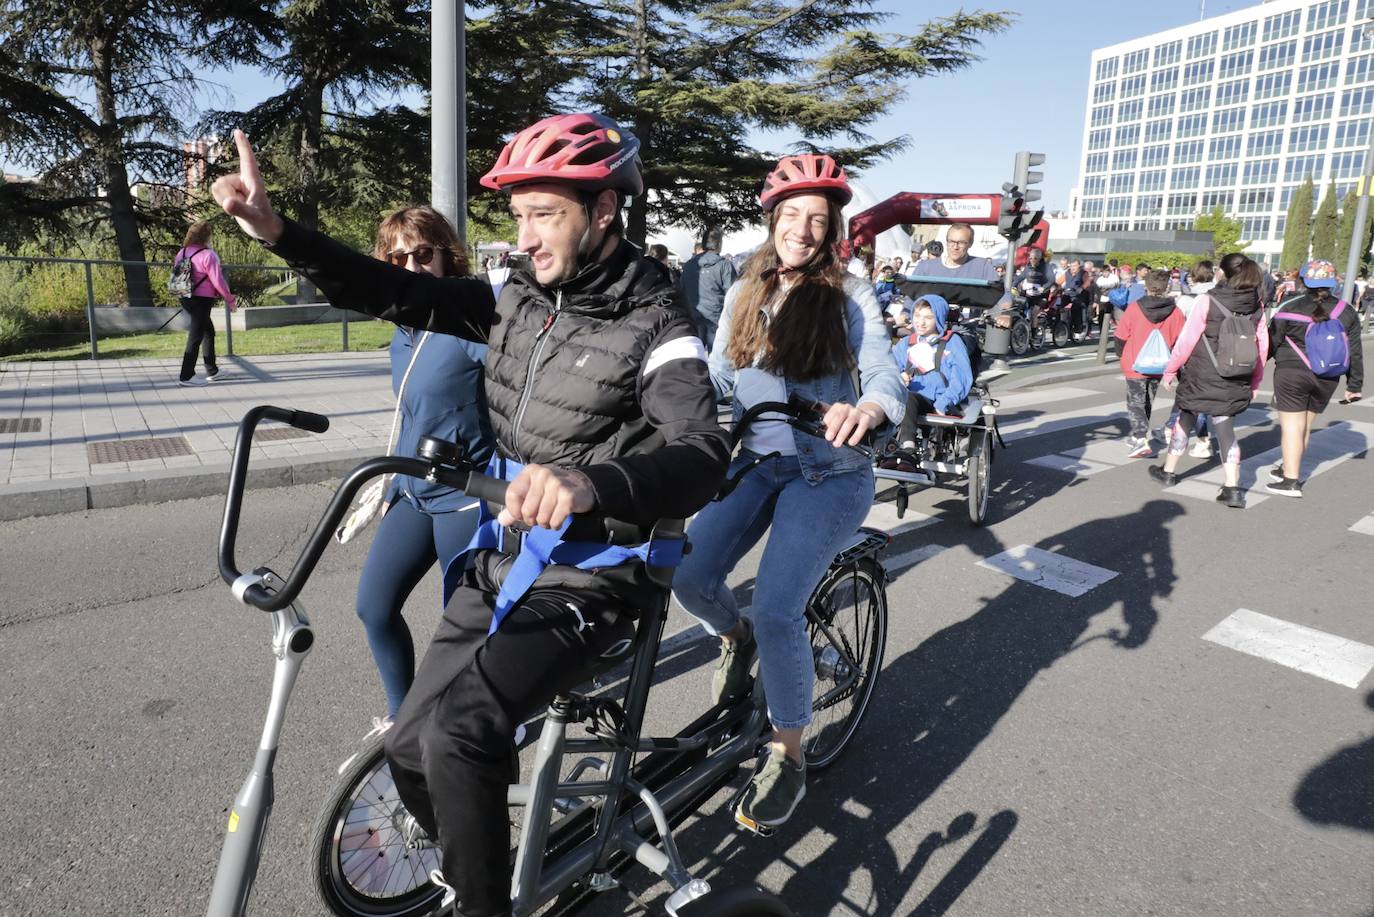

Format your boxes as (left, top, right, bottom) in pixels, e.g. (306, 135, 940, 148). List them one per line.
(896, 393, 937, 445)
(179, 296, 217, 381)
(1124, 378, 1158, 439)
(385, 551, 641, 916)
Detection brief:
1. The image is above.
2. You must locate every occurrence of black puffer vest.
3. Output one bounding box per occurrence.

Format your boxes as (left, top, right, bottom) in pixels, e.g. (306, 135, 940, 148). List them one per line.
(484, 240, 686, 464)
(1177, 284, 1262, 417)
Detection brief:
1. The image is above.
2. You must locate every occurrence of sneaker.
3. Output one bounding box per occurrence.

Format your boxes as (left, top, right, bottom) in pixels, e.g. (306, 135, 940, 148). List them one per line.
(1148, 465, 1179, 487)
(1264, 478, 1303, 498)
(205, 368, 223, 382)
(391, 809, 440, 851)
(737, 746, 807, 828)
(1215, 486, 1245, 509)
(428, 868, 457, 909)
(1127, 437, 1154, 459)
(1267, 464, 1285, 483)
(362, 715, 394, 741)
(177, 376, 207, 387)
(1189, 439, 1212, 459)
(711, 619, 756, 706)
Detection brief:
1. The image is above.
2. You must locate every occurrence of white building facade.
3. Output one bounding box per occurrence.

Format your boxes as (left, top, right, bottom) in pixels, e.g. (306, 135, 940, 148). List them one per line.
(1071, 0, 1374, 266)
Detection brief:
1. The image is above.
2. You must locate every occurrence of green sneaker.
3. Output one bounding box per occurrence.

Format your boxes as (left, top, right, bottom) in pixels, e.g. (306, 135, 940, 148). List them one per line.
(711, 619, 756, 706)
(737, 746, 807, 829)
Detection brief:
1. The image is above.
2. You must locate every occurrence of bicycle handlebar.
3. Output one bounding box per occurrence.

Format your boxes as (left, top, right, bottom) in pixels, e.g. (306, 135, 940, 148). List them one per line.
(732, 397, 875, 459)
(218, 406, 656, 612)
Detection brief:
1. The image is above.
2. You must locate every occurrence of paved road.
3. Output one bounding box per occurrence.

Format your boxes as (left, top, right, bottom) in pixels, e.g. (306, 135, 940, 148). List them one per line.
(3, 370, 1372, 917)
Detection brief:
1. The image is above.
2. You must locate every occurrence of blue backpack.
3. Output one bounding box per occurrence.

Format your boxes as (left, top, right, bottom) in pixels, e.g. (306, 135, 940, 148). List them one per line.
(1108, 286, 1131, 309)
(1274, 301, 1351, 379)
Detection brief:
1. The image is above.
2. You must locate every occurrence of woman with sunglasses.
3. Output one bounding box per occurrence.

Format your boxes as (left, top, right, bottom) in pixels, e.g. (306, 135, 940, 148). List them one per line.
(353, 206, 494, 730)
(672, 154, 904, 829)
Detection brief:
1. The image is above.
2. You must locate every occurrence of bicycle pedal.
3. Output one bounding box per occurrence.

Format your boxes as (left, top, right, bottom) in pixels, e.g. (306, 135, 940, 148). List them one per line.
(733, 808, 775, 838)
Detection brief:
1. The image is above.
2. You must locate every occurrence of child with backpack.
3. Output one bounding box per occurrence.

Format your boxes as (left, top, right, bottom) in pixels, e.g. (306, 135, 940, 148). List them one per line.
(1149, 254, 1269, 508)
(880, 294, 973, 471)
(1115, 270, 1186, 458)
(1264, 260, 1365, 497)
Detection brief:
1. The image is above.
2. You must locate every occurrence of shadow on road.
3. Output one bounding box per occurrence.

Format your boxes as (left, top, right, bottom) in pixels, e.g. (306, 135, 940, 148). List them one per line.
(1292, 690, 1374, 833)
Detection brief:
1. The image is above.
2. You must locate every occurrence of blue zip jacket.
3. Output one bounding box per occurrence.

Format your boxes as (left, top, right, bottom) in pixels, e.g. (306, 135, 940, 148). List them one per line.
(386, 326, 496, 512)
(889, 294, 973, 415)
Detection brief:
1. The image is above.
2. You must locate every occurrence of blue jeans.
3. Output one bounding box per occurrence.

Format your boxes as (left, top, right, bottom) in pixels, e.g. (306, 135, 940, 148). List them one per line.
(356, 496, 480, 717)
(673, 451, 874, 730)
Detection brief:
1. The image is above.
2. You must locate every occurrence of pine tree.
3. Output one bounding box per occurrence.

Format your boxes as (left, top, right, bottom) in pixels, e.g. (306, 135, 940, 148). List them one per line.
(1279, 176, 1314, 272)
(1311, 181, 1339, 262)
(1335, 188, 1358, 276)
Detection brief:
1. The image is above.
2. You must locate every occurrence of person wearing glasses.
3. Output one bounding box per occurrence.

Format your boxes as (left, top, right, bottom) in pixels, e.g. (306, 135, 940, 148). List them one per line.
(353, 206, 495, 728)
(908, 222, 999, 282)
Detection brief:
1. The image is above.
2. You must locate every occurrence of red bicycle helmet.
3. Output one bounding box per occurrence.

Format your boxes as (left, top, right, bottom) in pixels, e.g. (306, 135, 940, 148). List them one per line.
(759, 154, 852, 212)
(480, 113, 643, 195)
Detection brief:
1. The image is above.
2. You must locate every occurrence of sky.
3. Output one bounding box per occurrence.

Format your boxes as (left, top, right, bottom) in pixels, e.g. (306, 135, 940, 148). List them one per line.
(7, 0, 1264, 212)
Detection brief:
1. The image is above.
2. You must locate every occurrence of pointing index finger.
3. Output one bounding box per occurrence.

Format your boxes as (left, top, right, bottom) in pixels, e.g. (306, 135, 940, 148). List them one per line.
(233, 129, 263, 186)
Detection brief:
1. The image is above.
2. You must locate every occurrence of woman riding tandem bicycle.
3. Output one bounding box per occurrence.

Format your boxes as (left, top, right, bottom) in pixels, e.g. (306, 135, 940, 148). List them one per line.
(673, 153, 905, 830)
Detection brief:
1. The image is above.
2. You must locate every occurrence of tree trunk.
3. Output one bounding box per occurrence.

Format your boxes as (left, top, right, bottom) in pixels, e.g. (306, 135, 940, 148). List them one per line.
(296, 77, 324, 304)
(625, 0, 652, 247)
(91, 34, 153, 308)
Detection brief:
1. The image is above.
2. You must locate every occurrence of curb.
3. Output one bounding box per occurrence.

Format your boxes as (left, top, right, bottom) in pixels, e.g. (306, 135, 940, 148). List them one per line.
(0, 448, 376, 522)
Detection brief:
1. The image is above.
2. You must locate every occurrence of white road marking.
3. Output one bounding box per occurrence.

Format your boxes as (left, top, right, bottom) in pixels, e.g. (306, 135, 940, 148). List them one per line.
(999, 400, 1136, 445)
(1202, 609, 1374, 689)
(1024, 453, 1117, 476)
(864, 500, 939, 536)
(994, 386, 1103, 411)
(1350, 513, 1374, 536)
(1026, 406, 1270, 477)
(1166, 419, 1374, 506)
(886, 543, 948, 572)
(976, 545, 1119, 597)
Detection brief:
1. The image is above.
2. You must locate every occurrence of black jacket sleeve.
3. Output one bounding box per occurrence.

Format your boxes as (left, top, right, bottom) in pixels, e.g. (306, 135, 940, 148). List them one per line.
(578, 321, 730, 524)
(265, 217, 496, 342)
(1343, 305, 1364, 393)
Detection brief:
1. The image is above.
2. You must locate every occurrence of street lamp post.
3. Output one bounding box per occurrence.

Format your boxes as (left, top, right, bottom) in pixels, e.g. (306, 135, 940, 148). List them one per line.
(432, 1, 466, 237)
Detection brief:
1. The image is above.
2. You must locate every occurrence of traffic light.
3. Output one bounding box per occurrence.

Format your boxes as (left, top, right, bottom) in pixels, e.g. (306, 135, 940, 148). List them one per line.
(1000, 152, 1047, 242)
(998, 182, 1026, 240)
(1014, 151, 1046, 204)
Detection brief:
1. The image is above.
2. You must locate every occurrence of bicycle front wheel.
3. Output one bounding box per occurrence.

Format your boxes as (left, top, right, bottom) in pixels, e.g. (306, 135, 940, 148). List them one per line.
(803, 558, 888, 770)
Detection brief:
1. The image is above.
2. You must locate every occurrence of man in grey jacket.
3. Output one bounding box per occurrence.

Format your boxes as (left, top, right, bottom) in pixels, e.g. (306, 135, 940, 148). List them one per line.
(678, 227, 737, 350)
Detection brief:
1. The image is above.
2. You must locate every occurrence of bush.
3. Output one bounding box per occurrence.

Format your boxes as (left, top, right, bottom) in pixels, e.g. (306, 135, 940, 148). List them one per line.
(0, 304, 33, 356)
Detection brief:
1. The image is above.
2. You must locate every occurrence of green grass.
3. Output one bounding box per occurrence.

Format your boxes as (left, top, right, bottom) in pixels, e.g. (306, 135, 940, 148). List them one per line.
(1, 320, 393, 362)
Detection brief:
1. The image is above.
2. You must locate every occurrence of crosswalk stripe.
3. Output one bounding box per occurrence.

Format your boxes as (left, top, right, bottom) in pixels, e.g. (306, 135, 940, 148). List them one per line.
(975, 544, 1118, 597)
(864, 500, 939, 536)
(1024, 453, 1117, 476)
(1349, 513, 1374, 536)
(1202, 609, 1374, 689)
(993, 386, 1103, 411)
(885, 543, 948, 572)
(1026, 406, 1270, 477)
(999, 399, 1141, 445)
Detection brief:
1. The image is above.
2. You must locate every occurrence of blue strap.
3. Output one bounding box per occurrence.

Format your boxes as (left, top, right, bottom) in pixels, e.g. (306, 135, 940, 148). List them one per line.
(440, 457, 685, 634)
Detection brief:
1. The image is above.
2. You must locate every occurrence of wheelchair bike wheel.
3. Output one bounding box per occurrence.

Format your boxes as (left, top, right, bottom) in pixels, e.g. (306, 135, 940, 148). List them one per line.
(309, 736, 446, 917)
(1009, 318, 1031, 356)
(673, 884, 795, 916)
(967, 428, 993, 526)
(803, 557, 888, 771)
(1052, 320, 1070, 348)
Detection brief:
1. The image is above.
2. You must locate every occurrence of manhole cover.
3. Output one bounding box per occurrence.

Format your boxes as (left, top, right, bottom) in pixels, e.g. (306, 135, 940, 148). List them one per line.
(256, 426, 312, 441)
(87, 436, 194, 463)
(0, 418, 40, 434)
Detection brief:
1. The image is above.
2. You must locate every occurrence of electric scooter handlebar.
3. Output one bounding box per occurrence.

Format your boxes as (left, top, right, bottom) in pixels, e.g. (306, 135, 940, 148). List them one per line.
(218, 406, 655, 612)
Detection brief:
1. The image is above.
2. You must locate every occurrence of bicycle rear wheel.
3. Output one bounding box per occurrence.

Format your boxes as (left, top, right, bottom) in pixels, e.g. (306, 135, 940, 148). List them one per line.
(803, 558, 888, 770)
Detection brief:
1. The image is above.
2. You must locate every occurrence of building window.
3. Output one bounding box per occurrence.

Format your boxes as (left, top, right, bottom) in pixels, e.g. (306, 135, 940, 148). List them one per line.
(1289, 125, 1331, 152)
(1121, 74, 1146, 98)
(1264, 9, 1300, 41)
(1171, 166, 1201, 188)
(1250, 101, 1288, 129)
(1279, 185, 1309, 211)
(1341, 86, 1374, 117)
(1112, 149, 1138, 170)
(1336, 119, 1371, 148)
(1293, 93, 1335, 124)
(1148, 93, 1177, 117)
(1208, 136, 1242, 160)
(1139, 170, 1167, 193)
(1238, 189, 1274, 212)
(1105, 220, 1131, 232)
(1183, 60, 1214, 86)
(1212, 107, 1246, 133)
(1118, 99, 1143, 122)
(1356, 24, 1374, 53)
(1347, 53, 1374, 86)
(1332, 151, 1367, 179)
(1115, 124, 1141, 147)
(1153, 40, 1182, 67)
(1081, 222, 1103, 233)
(1137, 195, 1164, 216)
(1093, 82, 1117, 104)
(1180, 87, 1211, 112)
(1284, 155, 1325, 183)
(1088, 128, 1110, 150)
(1259, 40, 1297, 72)
(1223, 21, 1257, 51)
(1216, 79, 1250, 107)
(1124, 49, 1149, 74)
(1202, 191, 1233, 211)
(1243, 161, 1279, 187)
(1083, 176, 1106, 195)
(1247, 129, 1283, 157)
(1107, 198, 1132, 217)
(1303, 30, 1344, 63)
(1307, 0, 1350, 32)
(1110, 173, 1136, 194)
(1168, 192, 1199, 214)
(1081, 199, 1105, 218)
(1242, 216, 1272, 238)
(1174, 114, 1205, 139)
(1205, 165, 1238, 188)
(1095, 57, 1119, 81)
(1086, 152, 1108, 173)
(1144, 119, 1172, 143)
(1142, 144, 1170, 167)
(1219, 51, 1253, 80)
(1091, 104, 1112, 127)
(1173, 139, 1204, 163)
(1255, 72, 1291, 100)
(1299, 62, 1341, 93)
(1151, 67, 1179, 93)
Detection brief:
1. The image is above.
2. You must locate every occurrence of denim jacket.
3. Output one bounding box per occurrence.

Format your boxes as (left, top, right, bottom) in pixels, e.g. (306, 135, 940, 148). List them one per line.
(709, 275, 905, 482)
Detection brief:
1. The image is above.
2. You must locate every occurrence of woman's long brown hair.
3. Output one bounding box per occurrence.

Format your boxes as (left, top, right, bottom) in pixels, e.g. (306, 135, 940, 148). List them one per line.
(725, 197, 854, 381)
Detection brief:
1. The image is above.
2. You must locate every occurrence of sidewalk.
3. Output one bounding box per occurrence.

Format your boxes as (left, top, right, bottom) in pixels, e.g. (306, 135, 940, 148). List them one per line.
(0, 352, 395, 520)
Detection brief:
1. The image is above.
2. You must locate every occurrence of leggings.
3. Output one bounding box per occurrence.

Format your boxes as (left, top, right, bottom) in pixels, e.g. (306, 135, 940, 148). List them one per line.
(1170, 411, 1238, 464)
(356, 495, 480, 717)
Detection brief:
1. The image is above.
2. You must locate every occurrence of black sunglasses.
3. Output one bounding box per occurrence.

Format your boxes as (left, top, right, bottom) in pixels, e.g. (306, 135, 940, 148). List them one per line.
(386, 245, 437, 267)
